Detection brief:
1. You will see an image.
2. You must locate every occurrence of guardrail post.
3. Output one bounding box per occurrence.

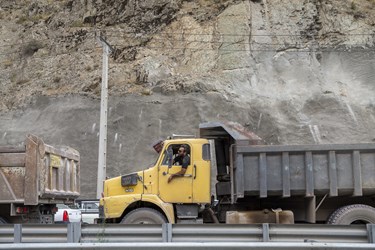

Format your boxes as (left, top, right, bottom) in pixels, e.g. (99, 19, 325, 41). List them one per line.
(262, 223, 270, 242)
(74, 222, 82, 243)
(13, 224, 22, 243)
(162, 223, 172, 242)
(367, 224, 375, 243)
(67, 222, 81, 243)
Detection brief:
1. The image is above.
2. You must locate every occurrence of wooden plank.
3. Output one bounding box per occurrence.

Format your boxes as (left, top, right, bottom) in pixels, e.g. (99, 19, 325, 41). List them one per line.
(0, 153, 25, 167)
(353, 151, 362, 196)
(305, 152, 314, 197)
(282, 152, 291, 197)
(328, 151, 338, 197)
(259, 153, 267, 198)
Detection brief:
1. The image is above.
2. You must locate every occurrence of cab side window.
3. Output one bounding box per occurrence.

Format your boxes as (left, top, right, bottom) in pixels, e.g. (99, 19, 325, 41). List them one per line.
(161, 144, 191, 166)
(161, 146, 172, 166)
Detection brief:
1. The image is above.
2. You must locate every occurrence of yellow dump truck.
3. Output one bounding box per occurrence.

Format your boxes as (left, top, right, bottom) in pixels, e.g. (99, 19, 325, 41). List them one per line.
(99, 122, 375, 224)
(0, 135, 80, 223)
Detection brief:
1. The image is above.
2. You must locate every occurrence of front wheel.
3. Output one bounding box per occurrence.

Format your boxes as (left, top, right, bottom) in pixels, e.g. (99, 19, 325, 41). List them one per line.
(327, 204, 375, 225)
(121, 208, 167, 224)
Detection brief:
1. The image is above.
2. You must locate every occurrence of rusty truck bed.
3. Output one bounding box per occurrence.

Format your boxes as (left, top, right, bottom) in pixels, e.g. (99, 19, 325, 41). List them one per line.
(0, 135, 80, 205)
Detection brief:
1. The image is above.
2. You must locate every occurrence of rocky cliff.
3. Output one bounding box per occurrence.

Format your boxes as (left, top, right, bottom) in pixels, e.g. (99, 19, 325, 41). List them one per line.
(0, 0, 374, 198)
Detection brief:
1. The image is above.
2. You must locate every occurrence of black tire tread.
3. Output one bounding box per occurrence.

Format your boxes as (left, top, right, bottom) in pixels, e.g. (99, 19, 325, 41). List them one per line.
(121, 207, 167, 224)
(327, 204, 375, 224)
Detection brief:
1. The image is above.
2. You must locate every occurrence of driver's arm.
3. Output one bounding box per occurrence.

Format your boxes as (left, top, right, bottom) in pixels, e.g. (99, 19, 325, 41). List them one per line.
(168, 156, 189, 183)
(168, 168, 187, 183)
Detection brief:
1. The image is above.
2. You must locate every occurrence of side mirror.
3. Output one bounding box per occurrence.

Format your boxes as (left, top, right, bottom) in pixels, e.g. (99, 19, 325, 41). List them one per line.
(163, 147, 174, 176)
(167, 147, 173, 168)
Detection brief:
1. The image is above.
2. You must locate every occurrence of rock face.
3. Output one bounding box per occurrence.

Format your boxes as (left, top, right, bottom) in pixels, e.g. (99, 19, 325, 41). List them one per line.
(0, 0, 374, 198)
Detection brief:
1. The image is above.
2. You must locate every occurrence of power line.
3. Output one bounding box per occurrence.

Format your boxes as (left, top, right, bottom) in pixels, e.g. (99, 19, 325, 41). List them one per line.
(0, 29, 372, 50)
(2, 44, 372, 60)
(1, 34, 373, 59)
(109, 43, 374, 53)
(107, 35, 374, 48)
(105, 33, 374, 51)
(104, 30, 375, 38)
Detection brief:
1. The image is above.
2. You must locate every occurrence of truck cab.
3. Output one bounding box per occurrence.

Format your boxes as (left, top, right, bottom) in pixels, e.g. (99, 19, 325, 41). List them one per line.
(100, 138, 212, 224)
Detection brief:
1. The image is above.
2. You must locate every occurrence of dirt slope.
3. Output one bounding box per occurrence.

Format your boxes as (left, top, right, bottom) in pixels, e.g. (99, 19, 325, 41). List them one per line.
(0, 0, 374, 198)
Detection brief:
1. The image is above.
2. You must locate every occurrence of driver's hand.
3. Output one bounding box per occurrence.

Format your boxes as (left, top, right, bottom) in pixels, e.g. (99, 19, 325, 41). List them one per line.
(168, 175, 173, 183)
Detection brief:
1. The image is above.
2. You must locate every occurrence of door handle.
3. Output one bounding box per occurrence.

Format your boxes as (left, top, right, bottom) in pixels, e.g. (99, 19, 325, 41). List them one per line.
(194, 164, 197, 179)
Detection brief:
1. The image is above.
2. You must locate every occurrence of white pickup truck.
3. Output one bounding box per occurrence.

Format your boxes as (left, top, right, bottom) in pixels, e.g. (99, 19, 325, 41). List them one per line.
(54, 204, 81, 223)
(77, 200, 99, 224)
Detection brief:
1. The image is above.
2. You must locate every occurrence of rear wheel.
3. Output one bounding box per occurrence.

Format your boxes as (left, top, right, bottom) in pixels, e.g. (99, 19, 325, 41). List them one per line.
(327, 204, 375, 225)
(121, 208, 167, 224)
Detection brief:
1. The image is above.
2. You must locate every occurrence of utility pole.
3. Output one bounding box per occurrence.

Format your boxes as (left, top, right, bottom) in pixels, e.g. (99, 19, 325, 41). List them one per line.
(96, 35, 113, 199)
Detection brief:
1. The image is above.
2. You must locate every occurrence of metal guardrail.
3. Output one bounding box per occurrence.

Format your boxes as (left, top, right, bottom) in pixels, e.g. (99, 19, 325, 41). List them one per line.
(2, 242, 375, 250)
(0, 223, 375, 248)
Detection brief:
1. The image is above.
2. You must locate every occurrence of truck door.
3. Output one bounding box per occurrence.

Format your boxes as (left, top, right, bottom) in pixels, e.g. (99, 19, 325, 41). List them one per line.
(158, 143, 193, 203)
(192, 142, 211, 203)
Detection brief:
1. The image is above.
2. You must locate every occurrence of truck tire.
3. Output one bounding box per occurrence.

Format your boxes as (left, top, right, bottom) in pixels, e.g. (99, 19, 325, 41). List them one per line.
(121, 208, 167, 224)
(327, 204, 375, 225)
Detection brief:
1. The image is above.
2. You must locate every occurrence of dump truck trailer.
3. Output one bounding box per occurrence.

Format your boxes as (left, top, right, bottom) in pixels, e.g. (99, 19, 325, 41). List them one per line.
(0, 135, 80, 223)
(99, 122, 375, 225)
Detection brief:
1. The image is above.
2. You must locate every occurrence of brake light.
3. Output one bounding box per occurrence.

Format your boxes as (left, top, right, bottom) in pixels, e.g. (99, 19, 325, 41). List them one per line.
(16, 207, 29, 214)
(63, 210, 69, 222)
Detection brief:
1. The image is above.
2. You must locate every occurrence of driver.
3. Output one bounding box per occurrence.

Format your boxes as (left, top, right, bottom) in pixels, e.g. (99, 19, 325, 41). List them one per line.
(168, 145, 190, 183)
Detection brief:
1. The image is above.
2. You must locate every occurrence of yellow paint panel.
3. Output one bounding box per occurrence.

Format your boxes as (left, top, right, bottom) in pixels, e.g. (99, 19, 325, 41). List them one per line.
(50, 154, 62, 168)
(102, 194, 142, 218)
(105, 171, 144, 197)
(158, 164, 193, 203)
(143, 167, 158, 195)
(192, 160, 211, 203)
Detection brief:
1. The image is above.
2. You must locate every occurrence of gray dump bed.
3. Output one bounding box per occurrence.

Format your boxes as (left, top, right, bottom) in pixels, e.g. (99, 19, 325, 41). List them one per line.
(235, 144, 375, 199)
(199, 122, 375, 200)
